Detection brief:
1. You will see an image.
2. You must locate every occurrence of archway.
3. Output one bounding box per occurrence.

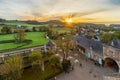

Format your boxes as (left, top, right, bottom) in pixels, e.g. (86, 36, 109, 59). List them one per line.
(104, 58, 119, 72)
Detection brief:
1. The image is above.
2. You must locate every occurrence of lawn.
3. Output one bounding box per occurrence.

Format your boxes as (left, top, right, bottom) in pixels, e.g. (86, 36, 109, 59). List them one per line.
(0, 32, 48, 52)
(52, 28, 71, 34)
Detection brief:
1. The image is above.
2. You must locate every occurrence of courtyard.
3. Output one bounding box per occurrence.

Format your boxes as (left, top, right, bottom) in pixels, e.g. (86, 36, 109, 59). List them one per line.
(52, 53, 115, 80)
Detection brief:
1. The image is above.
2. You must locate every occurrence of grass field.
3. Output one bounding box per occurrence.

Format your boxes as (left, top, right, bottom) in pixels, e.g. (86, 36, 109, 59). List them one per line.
(0, 20, 46, 32)
(0, 32, 48, 52)
(52, 28, 71, 33)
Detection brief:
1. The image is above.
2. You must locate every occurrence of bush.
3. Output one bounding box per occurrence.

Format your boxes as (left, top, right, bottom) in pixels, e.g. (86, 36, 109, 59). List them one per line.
(32, 27, 37, 32)
(25, 29, 31, 32)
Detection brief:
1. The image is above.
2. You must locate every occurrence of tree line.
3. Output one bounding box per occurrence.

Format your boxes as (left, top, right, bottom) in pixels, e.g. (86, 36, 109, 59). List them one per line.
(100, 31, 120, 43)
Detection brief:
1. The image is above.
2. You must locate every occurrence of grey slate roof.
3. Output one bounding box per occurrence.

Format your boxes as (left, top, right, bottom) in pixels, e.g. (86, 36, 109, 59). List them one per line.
(46, 40, 55, 47)
(74, 35, 103, 54)
(107, 38, 120, 49)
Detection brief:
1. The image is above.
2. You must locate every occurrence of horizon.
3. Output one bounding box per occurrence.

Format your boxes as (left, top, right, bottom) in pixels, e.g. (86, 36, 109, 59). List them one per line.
(0, 0, 120, 24)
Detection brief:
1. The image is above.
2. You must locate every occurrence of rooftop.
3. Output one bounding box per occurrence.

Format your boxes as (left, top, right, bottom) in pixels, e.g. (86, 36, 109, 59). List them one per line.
(107, 38, 120, 49)
(46, 40, 55, 47)
(74, 35, 103, 54)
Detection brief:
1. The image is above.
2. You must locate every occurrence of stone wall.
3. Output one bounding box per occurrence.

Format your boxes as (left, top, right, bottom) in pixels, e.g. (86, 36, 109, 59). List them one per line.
(103, 45, 120, 72)
(103, 45, 120, 61)
(104, 74, 120, 80)
(104, 76, 120, 80)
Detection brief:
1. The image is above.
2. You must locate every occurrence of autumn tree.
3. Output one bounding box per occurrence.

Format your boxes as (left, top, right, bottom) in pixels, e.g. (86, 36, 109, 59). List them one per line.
(29, 50, 44, 71)
(55, 36, 75, 59)
(0, 54, 23, 80)
(48, 55, 61, 69)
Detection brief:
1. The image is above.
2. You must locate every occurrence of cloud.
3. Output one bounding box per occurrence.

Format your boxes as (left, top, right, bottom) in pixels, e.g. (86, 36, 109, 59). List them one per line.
(0, 0, 120, 23)
(109, 0, 120, 5)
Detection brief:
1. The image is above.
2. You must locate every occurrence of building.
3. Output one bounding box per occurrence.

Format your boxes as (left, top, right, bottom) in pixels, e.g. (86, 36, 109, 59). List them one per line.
(75, 35, 120, 73)
(103, 38, 120, 73)
(45, 40, 56, 52)
(75, 35, 103, 65)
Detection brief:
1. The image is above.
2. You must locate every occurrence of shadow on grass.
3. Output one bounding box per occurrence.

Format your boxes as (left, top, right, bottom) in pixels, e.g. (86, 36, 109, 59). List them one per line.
(0, 40, 14, 44)
(0, 40, 32, 44)
(16, 40, 33, 48)
(0, 40, 33, 53)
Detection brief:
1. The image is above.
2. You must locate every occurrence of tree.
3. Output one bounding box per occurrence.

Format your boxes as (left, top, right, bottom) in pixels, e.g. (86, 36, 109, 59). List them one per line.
(100, 32, 113, 43)
(1, 54, 23, 80)
(32, 27, 37, 32)
(48, 55, 61, 69)
(29, 50, 45, 71)
(0, 18, 5, 22)
(29, 50, 43, 79)
(29, 50, 42, 68)
(62, 59, 71, 72)
(70, 28, 77, 35)
(55, 36, 74, 59)
(113, 31, 120, 39)
(14, 28, 26, 43)
(46, 28, 53, 38)
(1, 26, 12, 34)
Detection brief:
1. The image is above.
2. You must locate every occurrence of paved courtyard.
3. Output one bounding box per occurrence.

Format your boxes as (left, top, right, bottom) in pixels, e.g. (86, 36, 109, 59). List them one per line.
(54, 53, 115, 80)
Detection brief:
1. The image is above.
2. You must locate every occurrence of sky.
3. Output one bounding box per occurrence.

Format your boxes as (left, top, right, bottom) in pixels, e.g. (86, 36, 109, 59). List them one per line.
(0, 0, 120, 24)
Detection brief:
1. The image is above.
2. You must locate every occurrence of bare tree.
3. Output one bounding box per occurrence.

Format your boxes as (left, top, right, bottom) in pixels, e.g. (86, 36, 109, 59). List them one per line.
(55, 36, 74, 59)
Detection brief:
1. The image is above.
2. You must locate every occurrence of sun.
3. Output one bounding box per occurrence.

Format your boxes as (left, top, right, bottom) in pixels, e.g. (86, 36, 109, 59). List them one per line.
(66, 18, 73, 23)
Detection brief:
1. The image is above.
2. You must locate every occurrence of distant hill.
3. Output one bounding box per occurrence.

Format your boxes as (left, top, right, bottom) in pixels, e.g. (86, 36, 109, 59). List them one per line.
(45, 20, 64, 24)
(22, 20, 65, 26)
(22, 20, 42, 25)
(0, 18, 65, 26)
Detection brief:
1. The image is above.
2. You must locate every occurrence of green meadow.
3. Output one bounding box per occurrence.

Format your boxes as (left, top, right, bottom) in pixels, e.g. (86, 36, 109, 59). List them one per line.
(0, 32, 48, 52)
(52, 28, 71, 33)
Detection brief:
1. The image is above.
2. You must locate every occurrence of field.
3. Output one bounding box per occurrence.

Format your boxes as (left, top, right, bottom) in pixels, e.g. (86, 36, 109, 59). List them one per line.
(0, 20, 47, 33)
(52, 28, 71, 33)
(0, 32, 48, 52)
